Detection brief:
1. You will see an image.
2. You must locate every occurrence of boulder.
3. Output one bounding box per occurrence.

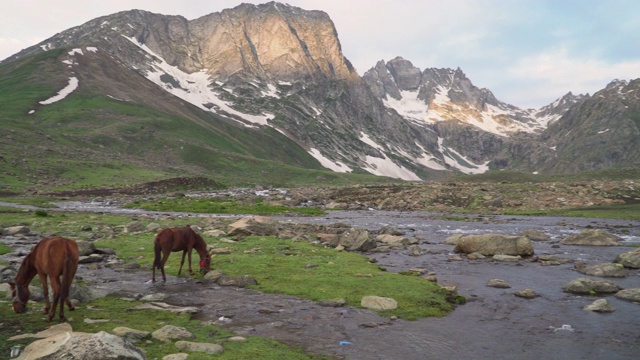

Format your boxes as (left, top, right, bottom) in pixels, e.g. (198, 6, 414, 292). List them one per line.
(560, 229, 621, 246)
(75, 240, 96, 256)
(514, 289, 539, 299)
(614, 288, 640, 302)
(124, 221, 147, 233)
(2, 225, 30, 235)
(487, 279, 511, 288)
(576, 263, 628, 277)
(337, 228, 376, 251)
(453, 234, 534, 256)
(583, 298, 615, 312)
(152, 325, 194, 342)
(443, 234, 464, 245)
(614, 248, 640, 268)
(361, 295, 397, 310)
(562, 278, 622, 294)
(16, 331, 146, 359)
(227, 216, 281, 238)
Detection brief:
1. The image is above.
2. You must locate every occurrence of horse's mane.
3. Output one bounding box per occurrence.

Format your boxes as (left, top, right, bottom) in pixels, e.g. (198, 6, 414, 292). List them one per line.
(16, 251, 35, 284)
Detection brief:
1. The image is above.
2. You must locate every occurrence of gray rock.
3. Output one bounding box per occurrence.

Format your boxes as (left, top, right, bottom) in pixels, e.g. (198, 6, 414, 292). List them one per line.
(487, 279, 511, 288)
(453, 234, 534, 256)
(562, 278, 622, 294)
(361, 295, 397, 310)
(163, 354, 189, 360)
(614, 288, 640, 302)
(112, 327, 151, 342)
(75, 240, 96, 256)
(2, 225, 30, 235)
(614, 248, 640, 268)
(17, 331, 146, 359)
(576, 263, 628, 277)
(561, 229, 621, 246)
(152, 325, 194, 342)
(493, 254, 521, 262)
(337, 228, 376, 251)
(227, 216, 281, 238)
(583, 298, 615, 312)
(514, 289, 539, 299)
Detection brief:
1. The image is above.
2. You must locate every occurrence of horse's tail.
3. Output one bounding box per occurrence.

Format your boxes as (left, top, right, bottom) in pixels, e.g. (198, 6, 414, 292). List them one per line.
(60, 240, 79, 300)
(153, 235, 162, 270)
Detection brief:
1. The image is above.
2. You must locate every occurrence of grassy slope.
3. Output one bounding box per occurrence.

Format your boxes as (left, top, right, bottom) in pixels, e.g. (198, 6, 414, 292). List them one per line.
(0, 49, 396, 192)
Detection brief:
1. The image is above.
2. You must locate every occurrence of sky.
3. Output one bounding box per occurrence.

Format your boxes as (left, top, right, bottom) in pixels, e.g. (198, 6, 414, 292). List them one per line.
(1, 0, 639, 109)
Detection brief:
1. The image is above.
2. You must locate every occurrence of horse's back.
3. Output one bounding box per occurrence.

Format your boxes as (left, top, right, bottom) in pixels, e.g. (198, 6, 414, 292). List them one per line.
(156, 226, 197, 251)
(35, 237, 79, 274)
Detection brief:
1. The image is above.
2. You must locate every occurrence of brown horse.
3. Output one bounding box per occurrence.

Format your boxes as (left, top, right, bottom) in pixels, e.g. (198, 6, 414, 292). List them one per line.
(9, 237, 79, 322)
(152, 226, 211, 282)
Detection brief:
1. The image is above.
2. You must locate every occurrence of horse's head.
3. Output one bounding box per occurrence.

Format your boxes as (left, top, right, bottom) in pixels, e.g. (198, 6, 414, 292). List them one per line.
(200, 254, 212, 274)
(9, 281, 29, 313)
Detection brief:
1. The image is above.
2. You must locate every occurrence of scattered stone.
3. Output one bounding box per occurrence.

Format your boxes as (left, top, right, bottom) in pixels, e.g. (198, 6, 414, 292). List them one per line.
(163, 354, 189, 360)
(204, 229, 226, 237)
(140, 293, 166, 302)
(614, 248, 640, 268)
(493, 254, 521, 262)
(422, 275, 438, 283)
(361, 296, 398, 310)
(576, 263, 628, 278)
(175, 341, 224, 355)
(560, 229, 621, 246)
(467, 252, 486, 260)
(562, 278, 622, 294)
(583, 299, 615, 312)
(226, 336, 247, 342)
(152, 325, 195, 342)
(514, 289, 539, 299)
(203, 269, 224, 282)
(487, 279, 511, 288)
(453, 234, 534, 256)
(337, 228, 376, 251)
(75, 240, 97, 256)
(124, 221, 147, 233)
(614, 288, 640, 302)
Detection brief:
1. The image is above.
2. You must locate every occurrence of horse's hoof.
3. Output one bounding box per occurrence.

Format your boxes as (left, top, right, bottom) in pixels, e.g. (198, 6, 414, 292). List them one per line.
(46, 316, 53, 322)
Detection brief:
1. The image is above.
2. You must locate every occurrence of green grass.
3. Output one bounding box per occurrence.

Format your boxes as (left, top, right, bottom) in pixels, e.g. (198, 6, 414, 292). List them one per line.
(503, 203, 640, 220)
(126, 197, 326, 216)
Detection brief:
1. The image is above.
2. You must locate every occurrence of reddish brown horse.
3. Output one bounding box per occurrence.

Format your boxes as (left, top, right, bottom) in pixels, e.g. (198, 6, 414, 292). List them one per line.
(152, 226, 211, 282)
(10, 237, 79, 322)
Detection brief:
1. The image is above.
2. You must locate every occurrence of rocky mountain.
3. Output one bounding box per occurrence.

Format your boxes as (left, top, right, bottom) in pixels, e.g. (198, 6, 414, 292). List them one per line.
(1, 2, 637, 184)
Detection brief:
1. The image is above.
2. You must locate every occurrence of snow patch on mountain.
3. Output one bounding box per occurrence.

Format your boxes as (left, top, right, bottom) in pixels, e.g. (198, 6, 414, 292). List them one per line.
(438, 138, 490, 174)
(123, 35, 274, 127)
(39, 77, 79, 105)
(308, 148, 352, 172)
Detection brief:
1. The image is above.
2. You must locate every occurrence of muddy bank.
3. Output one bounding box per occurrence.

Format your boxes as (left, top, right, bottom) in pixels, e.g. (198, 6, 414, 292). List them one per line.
(2, 206, 640, 359)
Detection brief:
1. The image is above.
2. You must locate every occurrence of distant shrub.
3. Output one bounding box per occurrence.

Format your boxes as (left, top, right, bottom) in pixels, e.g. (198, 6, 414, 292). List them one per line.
(34, 210, 48, 217)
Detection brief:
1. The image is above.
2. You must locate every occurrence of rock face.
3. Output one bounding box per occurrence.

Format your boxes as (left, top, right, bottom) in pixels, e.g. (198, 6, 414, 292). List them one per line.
(561, 229, 621, 246)
(17, 331, 146, 360)
(453, 234, 534, 256)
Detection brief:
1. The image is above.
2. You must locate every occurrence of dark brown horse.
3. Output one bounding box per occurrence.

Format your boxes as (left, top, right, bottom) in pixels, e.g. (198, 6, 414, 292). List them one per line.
(9, 237, 79, 322)
(152, 226, 211, 282)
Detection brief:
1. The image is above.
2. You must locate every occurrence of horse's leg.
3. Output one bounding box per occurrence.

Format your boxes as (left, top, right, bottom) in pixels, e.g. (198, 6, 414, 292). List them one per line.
(178, 250, 187, 276)
(39, 273, 50, 315)
(160, 251, 171, 282)
(47, 275, 62, 322)
(187, 247, 194, 275)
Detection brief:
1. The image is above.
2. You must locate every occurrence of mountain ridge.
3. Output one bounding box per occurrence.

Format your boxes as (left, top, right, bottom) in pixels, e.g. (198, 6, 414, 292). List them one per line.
(1, 2, 638, 185)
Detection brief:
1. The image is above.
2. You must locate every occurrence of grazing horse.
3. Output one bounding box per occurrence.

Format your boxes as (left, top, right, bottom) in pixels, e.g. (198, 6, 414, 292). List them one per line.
(152, 226, 211, 282)
(9, 237, 79, 322)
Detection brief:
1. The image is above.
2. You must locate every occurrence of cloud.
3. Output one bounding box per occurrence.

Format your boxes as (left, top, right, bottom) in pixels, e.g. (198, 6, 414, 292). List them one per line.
(504, 47, 640, 107)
